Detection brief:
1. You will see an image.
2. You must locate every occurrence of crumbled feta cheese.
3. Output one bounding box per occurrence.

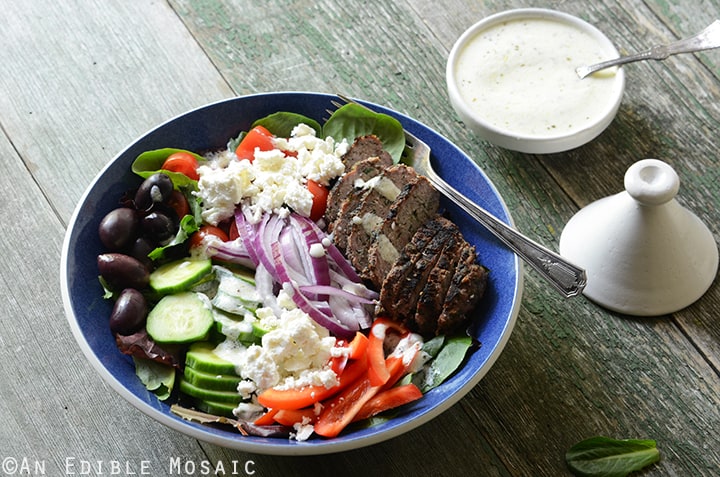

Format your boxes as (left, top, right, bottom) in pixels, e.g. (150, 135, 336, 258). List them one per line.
(291, 417, 315, 442)
(196, 158, 257, 225)
(276, 289, 296, 310)
(232, 401, 264, 420)
(215, 307, 339, 411)
(262, 308, 335, 376)
(195, 124, 347, 224)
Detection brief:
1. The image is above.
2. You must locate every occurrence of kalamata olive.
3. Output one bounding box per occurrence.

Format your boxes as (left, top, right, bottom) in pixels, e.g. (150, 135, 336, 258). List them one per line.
(97, 253, 150, 291)
(109, 288, 148, 335)
(98, 207, 139, 250)
(128, 236, 155, 267)
(134, 173, 173, 210)
(141, 211, 177, 244)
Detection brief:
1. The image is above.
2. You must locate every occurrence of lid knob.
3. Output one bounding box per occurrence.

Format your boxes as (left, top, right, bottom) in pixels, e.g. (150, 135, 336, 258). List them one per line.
(624, 159, 679, 206)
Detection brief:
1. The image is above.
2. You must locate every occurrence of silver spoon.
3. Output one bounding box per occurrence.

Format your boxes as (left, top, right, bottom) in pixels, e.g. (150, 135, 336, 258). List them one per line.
(576, 20, 720, 79)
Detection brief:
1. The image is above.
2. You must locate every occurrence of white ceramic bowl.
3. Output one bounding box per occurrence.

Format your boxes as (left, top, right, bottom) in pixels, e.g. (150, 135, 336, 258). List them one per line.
(61, 92, 522, 455)
(446, 9, 625, 154)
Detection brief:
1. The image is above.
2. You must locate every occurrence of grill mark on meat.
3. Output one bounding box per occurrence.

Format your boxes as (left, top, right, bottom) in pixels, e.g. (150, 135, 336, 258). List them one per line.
(346, 164, 419, 279)
(437, 244, 488, 335)
(367, 175, 440, 287)
(379, 216, 456, 327)
(414, 233, 463, 335)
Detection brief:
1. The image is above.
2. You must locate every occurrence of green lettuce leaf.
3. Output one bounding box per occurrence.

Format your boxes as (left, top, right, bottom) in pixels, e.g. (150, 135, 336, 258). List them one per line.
(133, 356, 177, 401)
(148, 214, 199, 261)
(131, 148, 203, 189)
(418, 335, 473, 393)
(252, 112, 322, 138)
(322, 103, 405, 163)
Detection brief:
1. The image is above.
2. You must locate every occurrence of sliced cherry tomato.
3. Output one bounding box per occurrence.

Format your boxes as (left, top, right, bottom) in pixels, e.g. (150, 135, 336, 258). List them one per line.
(257, 355, 368, 411)
(161, 151, 199, 180)
(235, 125, 274, 162)
(307, 179, 329, 222)
(189, 225, 229, 249)
(166, 189, 190, 219)
(352, 383, 423, 422)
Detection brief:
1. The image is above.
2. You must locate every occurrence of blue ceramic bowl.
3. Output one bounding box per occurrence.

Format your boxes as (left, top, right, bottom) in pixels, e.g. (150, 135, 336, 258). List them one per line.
(61, 92, 522, 455)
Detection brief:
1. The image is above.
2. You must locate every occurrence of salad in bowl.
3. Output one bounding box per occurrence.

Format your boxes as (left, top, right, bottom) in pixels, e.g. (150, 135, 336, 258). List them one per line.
(61, 92, 521, 454)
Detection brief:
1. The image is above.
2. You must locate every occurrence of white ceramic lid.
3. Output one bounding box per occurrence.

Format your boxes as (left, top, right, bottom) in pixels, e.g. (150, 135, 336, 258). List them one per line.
(559, 159, 718, 315)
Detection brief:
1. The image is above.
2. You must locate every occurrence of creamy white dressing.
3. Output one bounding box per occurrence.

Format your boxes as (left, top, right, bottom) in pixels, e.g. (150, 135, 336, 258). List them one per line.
(454, 18, 620, 137)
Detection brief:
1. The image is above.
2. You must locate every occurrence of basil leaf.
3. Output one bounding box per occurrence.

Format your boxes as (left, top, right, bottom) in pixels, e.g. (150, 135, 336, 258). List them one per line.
(323, 103, 405, 163)
(565, 436, 661, 477)
(420, 334, 473, 392)
(252, 112, 322, 138)
(131, 148, 202, 189)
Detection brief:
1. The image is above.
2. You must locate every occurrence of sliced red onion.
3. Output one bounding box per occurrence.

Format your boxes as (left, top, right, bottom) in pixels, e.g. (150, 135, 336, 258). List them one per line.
(299, 285, 376, 305)
(234, 207, 259, 267)
(206, 238, 255, 269)
(230, 208, 376, 337)
(280, 282, 357, 340)
(290, 215, 331, 288)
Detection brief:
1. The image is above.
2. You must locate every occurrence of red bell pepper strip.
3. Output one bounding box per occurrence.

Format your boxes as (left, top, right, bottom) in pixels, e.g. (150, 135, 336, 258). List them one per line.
(352, 383, 423, 422)
(253, 408, 279, 426)
(346, 331, 369, 360)
(329, 331, 369, 375)
(273, 408, 318, 427)
(367, 318, 410, 387)
(257, 355, 368, 410)
(314, 355, 407, 438)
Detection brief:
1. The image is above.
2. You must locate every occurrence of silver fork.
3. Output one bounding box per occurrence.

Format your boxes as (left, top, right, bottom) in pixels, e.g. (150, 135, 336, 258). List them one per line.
(333, 95, 587, 298)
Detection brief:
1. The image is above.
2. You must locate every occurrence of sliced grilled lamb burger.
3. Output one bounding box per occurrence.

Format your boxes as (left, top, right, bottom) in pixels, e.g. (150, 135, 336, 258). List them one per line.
(366, 174, 440, 288)
(346, 164, 420, 280)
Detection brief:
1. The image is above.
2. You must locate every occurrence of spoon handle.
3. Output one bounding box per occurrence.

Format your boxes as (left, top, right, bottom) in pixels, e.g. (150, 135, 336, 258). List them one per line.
(577, 19, 720, 78)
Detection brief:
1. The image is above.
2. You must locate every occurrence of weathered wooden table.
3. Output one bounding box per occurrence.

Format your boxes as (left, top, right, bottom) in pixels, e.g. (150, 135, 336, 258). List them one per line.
(2, 1, 720, 475)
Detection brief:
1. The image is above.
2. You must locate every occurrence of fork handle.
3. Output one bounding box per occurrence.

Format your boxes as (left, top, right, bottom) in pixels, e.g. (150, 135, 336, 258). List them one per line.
(425, 169, 587, 298)
(577, 19, 720, 78)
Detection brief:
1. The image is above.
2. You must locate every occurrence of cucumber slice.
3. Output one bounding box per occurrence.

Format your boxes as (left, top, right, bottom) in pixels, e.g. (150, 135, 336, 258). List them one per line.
(185, 342, 237, 375)
(150, 258, 213, 295)
(146, 292, 213, 343)
(214, 265, 260, 310)
(179, 378, 242, 404)
(212, 290, 254, 315)
(213, 310, 258, 344)
(183, 366, 242, 392)
(192, 398, 237, 418)
(214, 264, 256, 286)
(252, 320, 274, 338)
